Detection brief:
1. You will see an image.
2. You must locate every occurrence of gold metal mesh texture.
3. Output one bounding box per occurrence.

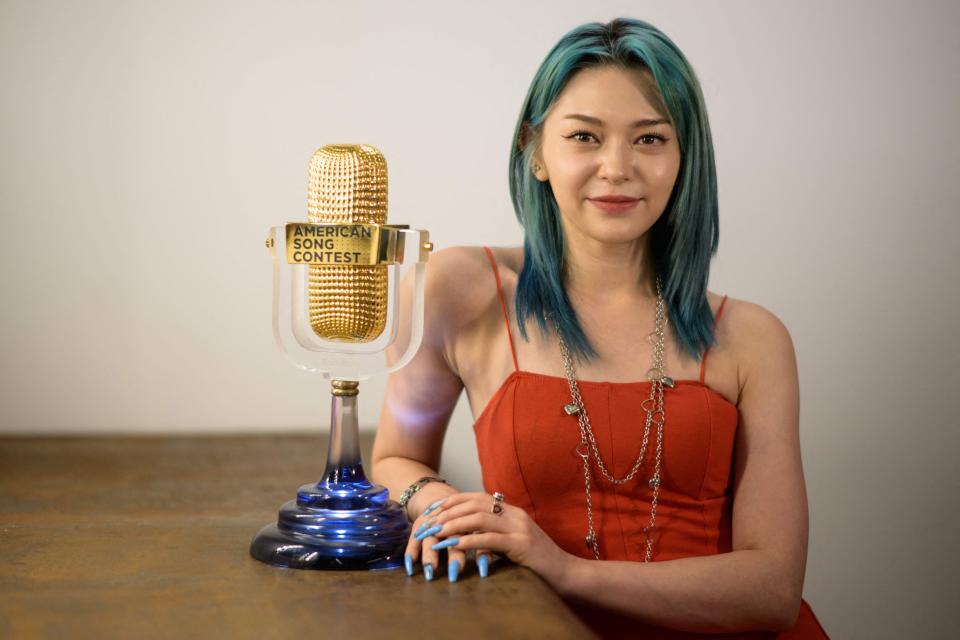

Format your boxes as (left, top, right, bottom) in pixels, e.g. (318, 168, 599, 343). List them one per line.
(306, 145, 388, 342)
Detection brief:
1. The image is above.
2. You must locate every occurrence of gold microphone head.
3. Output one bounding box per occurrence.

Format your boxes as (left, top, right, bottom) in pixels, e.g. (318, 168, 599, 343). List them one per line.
(308, 144, 388, 224)
(306, 144, 389, 342)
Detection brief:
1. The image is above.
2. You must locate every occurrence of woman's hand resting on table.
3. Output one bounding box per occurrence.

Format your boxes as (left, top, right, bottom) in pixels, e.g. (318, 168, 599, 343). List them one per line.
(404, 490, 572, 586)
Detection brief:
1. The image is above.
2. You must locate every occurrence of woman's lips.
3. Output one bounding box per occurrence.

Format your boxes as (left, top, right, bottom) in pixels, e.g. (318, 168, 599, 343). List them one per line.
(588, 198, 640, 213)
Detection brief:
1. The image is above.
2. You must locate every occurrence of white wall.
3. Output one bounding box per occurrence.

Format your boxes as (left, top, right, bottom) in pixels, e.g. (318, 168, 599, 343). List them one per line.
(2, 1, 958, 637)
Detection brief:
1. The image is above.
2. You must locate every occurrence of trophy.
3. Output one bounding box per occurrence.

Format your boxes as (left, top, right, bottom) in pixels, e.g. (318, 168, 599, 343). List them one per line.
(250, 144, 432, 570)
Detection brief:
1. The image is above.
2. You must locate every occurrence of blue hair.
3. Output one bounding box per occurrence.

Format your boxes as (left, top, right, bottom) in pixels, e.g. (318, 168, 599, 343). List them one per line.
(508, 17, 720, 363)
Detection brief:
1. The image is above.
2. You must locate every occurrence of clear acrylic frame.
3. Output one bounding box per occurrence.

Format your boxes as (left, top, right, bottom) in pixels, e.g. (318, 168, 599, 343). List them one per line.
(266, 225, 427, 380)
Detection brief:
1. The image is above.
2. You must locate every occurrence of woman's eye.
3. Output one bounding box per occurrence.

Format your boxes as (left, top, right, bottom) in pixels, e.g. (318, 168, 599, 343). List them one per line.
(637, 134, 668, 145)
(567, 131, 597, 143)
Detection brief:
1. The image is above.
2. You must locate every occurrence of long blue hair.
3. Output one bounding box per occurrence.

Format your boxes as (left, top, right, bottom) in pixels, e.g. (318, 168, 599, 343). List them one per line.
(509, 17, 719, 363)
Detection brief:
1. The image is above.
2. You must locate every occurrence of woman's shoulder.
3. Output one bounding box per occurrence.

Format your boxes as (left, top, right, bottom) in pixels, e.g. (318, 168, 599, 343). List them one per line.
(482, 245, 524, 277)
(426, 245, 522, 288)
(708, 293, 796, 395)
(713, 294, 793, 347)
(422, 245, 521, 331)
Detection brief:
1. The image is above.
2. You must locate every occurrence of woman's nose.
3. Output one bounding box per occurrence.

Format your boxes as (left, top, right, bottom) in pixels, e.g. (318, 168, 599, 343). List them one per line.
(597, 143, 633, 182)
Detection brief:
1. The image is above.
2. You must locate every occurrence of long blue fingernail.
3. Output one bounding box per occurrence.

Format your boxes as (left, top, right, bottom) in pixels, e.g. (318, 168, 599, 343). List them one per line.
(414, 518, 435, 538)
(424, 563, 434, 582)
(422, 499, 446, 517)
(431, 537, 460, 550)
(414, 525, 442, 541)
(477, 554, 489, 578)
(404, 553, 414, 576)
(448, 559, 460, 582)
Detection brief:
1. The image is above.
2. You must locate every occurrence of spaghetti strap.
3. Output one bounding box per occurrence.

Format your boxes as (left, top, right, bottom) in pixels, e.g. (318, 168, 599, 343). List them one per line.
(699, 295, 729, 386)
(482, 246, 519, 372)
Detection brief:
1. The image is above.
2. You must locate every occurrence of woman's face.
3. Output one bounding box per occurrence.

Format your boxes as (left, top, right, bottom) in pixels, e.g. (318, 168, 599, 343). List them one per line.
(532, 65, 681, 247)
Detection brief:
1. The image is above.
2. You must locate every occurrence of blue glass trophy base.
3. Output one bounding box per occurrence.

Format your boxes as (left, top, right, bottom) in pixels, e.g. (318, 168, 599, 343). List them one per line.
(250, 476, 410, 570)
(250, 380, 411, 570)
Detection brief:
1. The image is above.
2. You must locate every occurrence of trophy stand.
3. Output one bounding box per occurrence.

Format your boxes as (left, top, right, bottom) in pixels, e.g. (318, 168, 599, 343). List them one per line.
(249, 379, 408, 569)
(250, 215, 431, 570)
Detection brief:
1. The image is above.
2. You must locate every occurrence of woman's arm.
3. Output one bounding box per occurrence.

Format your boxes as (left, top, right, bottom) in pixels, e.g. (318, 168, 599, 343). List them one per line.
(432, 301, 808, 632)
(370, 247, 495, 571)
(370, 248, 474, 516)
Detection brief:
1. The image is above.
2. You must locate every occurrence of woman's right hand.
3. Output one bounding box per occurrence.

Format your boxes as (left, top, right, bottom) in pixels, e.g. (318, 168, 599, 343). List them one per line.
(403, 483, 483, 582)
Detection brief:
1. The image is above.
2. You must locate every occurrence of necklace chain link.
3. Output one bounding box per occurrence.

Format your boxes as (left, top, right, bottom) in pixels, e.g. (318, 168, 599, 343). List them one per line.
(552, 276, 667, 562)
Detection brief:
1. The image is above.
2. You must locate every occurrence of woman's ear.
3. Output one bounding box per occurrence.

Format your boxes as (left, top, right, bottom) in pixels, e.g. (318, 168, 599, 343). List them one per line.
(532, 164, 547, 182)
(519, 123, 548, 182)
(531, 152, 548, 182)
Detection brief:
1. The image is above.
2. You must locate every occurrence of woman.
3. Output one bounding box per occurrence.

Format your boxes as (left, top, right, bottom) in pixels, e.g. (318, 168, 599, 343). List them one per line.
(371, 18, 829, 639)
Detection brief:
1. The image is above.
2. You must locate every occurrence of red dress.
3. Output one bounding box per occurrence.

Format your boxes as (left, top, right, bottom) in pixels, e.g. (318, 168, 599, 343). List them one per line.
(474, 247, 829, 639)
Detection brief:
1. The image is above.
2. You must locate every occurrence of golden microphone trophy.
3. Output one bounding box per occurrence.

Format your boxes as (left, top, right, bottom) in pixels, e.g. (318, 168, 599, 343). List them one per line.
(251, 144, 432, 570)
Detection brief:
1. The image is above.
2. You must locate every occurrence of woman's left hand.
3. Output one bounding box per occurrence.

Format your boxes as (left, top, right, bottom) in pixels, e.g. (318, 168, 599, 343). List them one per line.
(426, 491, 573, 585)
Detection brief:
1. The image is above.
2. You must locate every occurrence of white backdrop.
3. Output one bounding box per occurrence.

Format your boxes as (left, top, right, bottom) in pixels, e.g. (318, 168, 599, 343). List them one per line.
(2, 1, 958, 637)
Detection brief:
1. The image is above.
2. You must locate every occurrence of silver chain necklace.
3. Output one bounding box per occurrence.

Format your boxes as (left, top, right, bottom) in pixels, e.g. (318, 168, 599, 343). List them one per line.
(552, 275, 672, 562)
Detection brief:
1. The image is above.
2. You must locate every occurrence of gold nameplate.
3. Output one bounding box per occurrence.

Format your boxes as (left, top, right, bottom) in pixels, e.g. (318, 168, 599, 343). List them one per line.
(284, 223, 409, 265)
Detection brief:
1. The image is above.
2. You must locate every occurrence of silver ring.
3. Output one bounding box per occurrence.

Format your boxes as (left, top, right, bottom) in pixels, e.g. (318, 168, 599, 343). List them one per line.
(491, 491, 505, 515)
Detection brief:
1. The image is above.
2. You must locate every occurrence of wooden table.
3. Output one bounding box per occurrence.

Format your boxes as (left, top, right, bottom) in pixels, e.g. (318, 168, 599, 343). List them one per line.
(0, 435, 595, 639)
